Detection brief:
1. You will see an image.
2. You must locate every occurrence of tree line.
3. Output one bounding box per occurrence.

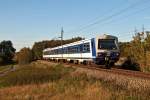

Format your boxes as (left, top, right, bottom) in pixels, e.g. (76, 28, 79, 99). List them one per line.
(18, 37, 84, 64)
(1, 33, 150, 72)
(0, 37, 83, 65)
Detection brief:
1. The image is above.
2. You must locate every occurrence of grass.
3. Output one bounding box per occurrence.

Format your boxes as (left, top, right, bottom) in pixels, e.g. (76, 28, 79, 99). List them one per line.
(0, 61, 150, 100)
(142, 66, 150, 72)
(0, 63, 75, 87)
(0, 65, 11, 72)
(0, 75, 109, 100)
(0, 72, 150, 100)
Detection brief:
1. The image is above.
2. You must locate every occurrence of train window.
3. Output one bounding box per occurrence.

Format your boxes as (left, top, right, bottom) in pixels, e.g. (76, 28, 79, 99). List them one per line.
(68, 47, 70, 53)
(51, 50, 54, 54)
(76, 47, 80, 53)
(55, 50, 57, 54)
(83, 43, 90, 53)
(74, 46, 78, 53)
(64, 48, 68, 54)
(59, 49, 61, 54)
(61, 48, 63, 54)
(54, 50, 56, 54)
(70, 46, 74, 53)
(79, 44, 83, 52)
(77, 47, 80, 52)
(58, 49, 62, 54)
(98, 39, 117, 50)
(63, 48, 65, 54)
(53, 50, 54, 54)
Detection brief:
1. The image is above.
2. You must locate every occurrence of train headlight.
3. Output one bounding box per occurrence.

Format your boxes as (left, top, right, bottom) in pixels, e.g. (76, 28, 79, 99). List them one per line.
(113, 52, 119, 56)
(111, 52, 119, 57)
(116, 52, 120, 56)
(98, 53, 104, 56)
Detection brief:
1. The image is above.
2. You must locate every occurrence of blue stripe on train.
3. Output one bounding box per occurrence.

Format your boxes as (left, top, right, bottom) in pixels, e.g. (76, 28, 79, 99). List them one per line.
(91, 38, 96, 59)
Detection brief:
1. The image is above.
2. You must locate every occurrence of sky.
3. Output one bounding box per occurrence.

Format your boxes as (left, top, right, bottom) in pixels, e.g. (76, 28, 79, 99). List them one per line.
(0, 0, 150, 51)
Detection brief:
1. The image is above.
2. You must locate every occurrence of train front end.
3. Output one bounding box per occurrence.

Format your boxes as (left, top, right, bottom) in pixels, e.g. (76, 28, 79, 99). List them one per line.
(94, 35, 120, 67)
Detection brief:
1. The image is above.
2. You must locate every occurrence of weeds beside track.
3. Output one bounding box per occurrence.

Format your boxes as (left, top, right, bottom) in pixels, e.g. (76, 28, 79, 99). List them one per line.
(40, 60, 150, 80)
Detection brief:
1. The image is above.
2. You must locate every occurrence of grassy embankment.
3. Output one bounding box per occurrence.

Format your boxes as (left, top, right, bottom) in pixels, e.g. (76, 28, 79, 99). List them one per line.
(0, 61, 150, 100)
(0, 65, 13, 75)
(0, 65, 11, 71)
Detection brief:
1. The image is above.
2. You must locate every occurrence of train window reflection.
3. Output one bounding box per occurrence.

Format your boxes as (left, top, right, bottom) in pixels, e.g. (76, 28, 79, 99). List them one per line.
(98, 39, 117, 50)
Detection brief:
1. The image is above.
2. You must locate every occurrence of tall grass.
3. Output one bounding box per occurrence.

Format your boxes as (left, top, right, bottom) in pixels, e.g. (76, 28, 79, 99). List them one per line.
(0, 72, 150, 100)
(0, 62, 150, 99)
(0, 64, 74, 87)
(0, 65, 11, 72)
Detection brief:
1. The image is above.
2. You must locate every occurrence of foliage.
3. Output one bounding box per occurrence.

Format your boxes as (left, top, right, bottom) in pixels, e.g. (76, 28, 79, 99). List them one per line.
(121, 56, 140, 71)
(32, 37, 83, 60)
(0, 40, 16, 65)
(120, 31, 150, 71)
(18, 48, 33, 65)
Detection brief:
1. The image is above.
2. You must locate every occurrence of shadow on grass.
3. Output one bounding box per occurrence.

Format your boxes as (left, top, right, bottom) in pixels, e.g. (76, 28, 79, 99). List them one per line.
(115, 56, 140, 71)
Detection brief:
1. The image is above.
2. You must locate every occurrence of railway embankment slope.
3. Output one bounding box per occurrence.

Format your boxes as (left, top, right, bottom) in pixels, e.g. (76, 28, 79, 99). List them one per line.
(0, 61, 150, 99)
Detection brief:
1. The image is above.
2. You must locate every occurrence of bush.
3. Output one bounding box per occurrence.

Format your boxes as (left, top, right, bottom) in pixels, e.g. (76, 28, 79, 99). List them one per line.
(121, 56, 140, 71)
(18, 48, 33, 65)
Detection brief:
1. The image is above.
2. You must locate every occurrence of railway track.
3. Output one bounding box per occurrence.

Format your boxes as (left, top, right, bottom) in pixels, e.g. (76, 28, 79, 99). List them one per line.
(84, 66, 150, 80)
(40, 60, 150, 80)
(75, 64, 150, 80)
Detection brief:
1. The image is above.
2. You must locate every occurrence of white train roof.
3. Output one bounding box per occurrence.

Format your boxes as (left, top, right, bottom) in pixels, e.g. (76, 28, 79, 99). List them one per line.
(96, 34, 117, 39)
(43, 39, 90, 52)
(43, 34, 118, 52)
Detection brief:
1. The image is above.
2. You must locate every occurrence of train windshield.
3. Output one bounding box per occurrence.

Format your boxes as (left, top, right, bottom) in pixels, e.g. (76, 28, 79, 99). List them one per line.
(98, 39, 117, 50)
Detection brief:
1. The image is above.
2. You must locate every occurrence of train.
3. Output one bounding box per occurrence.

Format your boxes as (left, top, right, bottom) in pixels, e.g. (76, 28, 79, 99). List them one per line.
(43, 34, 120, 68)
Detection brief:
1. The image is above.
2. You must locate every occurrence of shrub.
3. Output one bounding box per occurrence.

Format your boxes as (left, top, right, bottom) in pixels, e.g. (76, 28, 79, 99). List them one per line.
(121, 56, 140, 71)
(18, 48, 33, 65)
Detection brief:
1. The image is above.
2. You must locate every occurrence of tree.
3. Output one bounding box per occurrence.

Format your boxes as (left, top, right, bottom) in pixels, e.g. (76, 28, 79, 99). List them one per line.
(144, 31, 150, 50)
(0, 40, 16, 64)
(18, 48, 33, 65)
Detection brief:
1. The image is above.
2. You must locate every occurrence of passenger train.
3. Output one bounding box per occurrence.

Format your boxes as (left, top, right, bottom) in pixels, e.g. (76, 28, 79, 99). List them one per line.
(43, 34, 120, 68)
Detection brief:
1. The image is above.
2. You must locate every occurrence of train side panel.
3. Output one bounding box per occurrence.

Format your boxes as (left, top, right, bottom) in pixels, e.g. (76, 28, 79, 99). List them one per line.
(43, 39, 93, 62)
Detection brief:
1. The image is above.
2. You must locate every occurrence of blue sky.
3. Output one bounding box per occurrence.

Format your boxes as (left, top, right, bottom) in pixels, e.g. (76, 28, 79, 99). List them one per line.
(0, 0, 150, 51)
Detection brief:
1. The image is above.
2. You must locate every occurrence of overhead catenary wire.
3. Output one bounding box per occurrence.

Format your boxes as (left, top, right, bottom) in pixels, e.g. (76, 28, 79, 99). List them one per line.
(78, 2, 150, 40)
(101, 5, 150, 30)
(66, 0, 127, 33)
(66, 0, 150, 35)
(118, 25, 150, 41)
(10, 0, 150, 49)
